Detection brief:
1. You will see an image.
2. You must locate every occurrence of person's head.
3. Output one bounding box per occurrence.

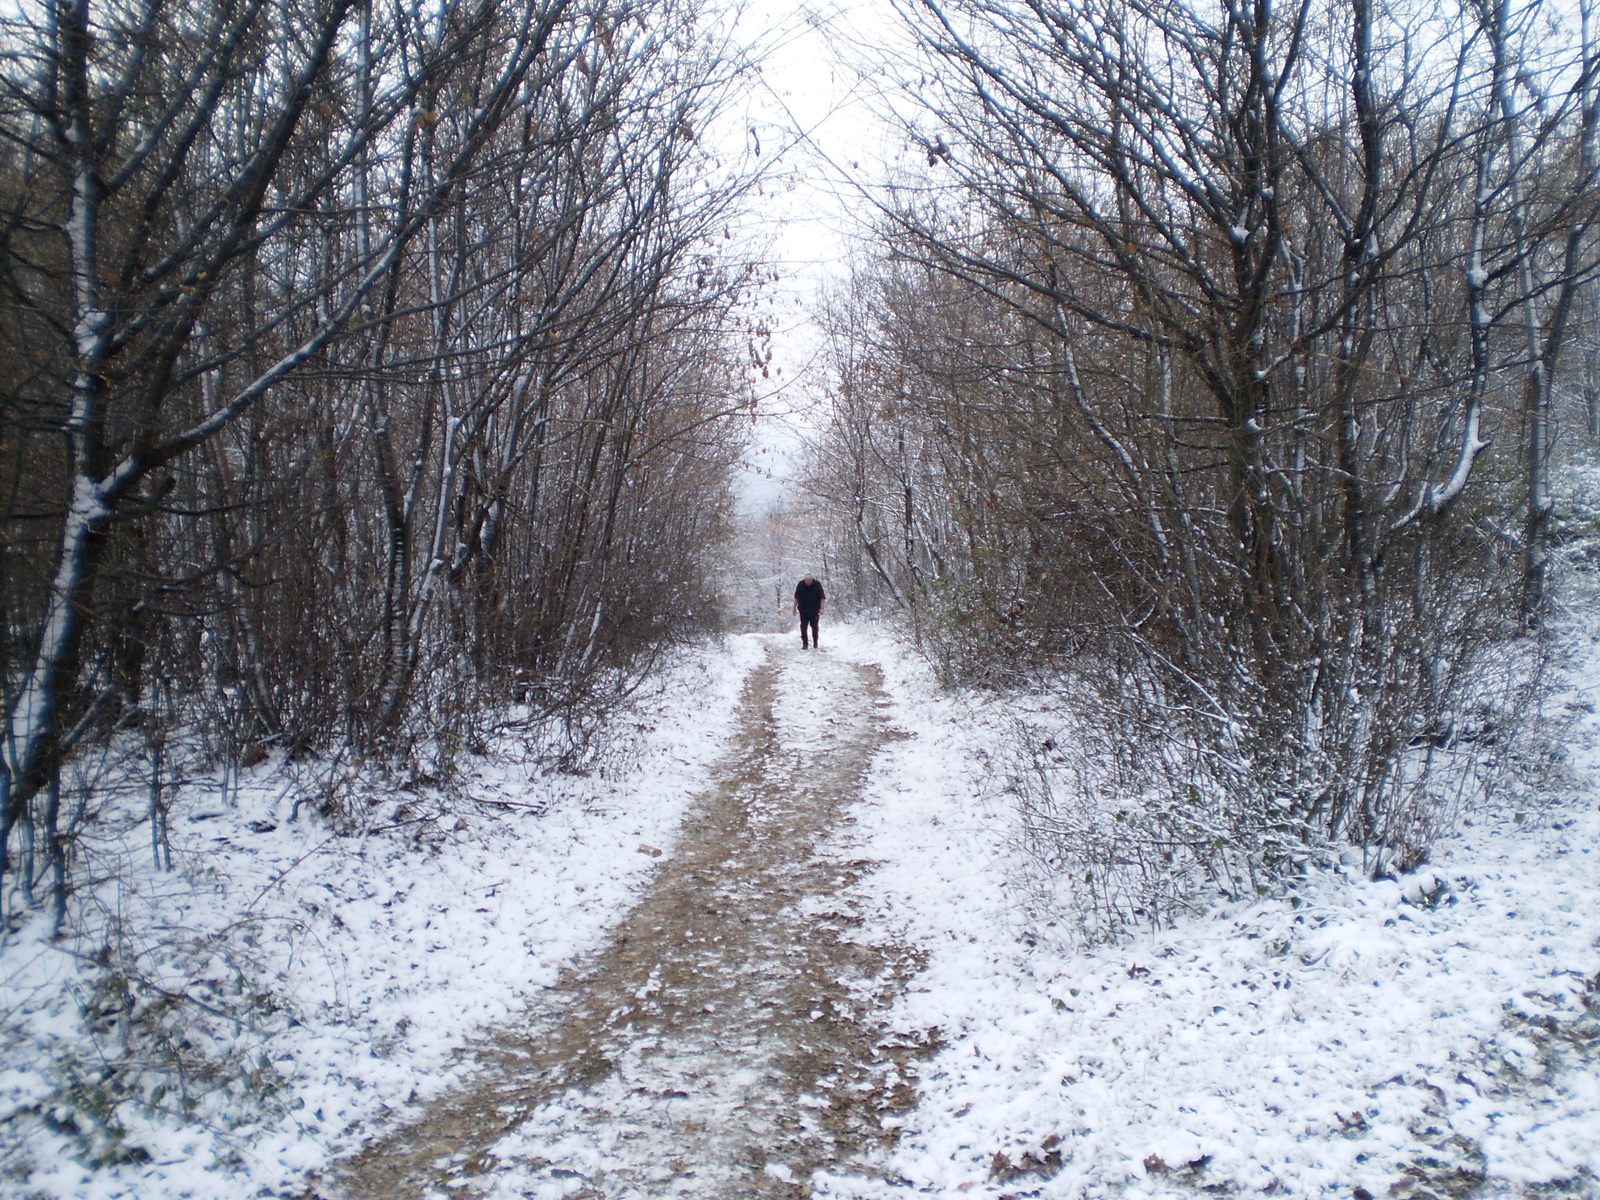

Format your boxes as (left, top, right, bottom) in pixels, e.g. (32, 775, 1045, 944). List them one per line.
(802, 575, 815, 584)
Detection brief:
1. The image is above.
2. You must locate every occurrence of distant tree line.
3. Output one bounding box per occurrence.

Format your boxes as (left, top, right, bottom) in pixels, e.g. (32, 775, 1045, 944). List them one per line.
(0, 0, 760, 926)
(806, 0, 1600, 930)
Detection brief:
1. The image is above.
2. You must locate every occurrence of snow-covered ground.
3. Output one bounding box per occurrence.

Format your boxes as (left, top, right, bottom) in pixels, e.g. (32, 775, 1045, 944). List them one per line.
(8, 619, 1600, 1200)
(1, 638, 764, 1200)
(813, 625, 1600, 1199)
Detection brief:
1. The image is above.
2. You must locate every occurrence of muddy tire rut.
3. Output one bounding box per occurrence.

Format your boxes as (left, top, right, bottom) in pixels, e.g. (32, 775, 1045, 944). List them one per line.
(331, 642, 934, 1199)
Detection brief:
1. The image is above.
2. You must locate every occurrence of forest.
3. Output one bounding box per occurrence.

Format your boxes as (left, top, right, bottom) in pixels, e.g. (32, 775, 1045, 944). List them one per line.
(1, 0, 765, 926)
(3, 0, 1599, 1194)
(801, 0, 1600, 931)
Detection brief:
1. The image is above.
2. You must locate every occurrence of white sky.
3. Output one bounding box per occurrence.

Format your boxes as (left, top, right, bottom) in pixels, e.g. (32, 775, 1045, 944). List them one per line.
(719, 0, 917, 513)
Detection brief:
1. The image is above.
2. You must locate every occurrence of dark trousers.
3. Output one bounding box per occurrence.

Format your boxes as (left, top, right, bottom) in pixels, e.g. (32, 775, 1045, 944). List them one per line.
(799, 611, 819, 647)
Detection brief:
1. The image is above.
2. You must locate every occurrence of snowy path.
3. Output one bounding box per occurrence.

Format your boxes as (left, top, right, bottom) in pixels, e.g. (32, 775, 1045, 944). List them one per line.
(334, 641, 932, 1199)
(18, 625, 1595, 1200)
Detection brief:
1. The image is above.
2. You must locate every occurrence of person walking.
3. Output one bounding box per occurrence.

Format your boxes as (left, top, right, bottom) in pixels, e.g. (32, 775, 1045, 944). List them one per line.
(794, 575, 825, 649)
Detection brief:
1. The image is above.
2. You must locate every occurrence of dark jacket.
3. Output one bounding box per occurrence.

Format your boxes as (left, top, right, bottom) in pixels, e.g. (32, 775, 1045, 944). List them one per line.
(794, 579, 825, 616)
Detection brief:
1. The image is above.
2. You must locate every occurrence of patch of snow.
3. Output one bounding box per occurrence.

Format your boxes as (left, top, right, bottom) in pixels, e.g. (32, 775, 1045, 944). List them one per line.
(14, 614, 1600, 1199)
(1, 636, 763, 1199)
(813, 623, 1600, 1199)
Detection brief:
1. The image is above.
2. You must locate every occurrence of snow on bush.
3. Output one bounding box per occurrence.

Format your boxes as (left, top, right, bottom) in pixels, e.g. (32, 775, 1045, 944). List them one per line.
(813, 623, 1600, 1200)
(0, 637, 761, 1199)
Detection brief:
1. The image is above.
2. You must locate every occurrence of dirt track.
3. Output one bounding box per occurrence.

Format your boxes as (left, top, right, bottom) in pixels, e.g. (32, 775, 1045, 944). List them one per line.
(332, 641, 933, 1199)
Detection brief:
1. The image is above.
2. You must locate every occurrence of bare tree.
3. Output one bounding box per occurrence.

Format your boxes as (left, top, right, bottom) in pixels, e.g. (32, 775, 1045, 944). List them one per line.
(0, 0, 762, 925)
(807, 0, 1599, 925)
